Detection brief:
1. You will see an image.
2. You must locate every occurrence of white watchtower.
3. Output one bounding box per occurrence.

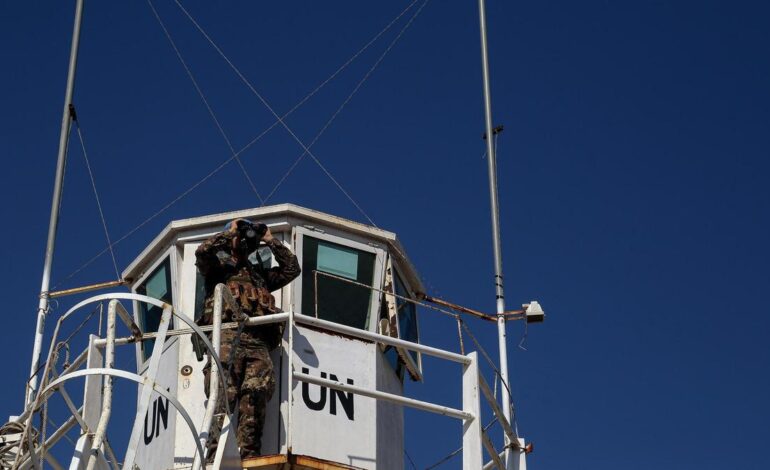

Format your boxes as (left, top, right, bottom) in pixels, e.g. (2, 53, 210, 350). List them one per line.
(123, 204, 425, 469)
(13, 203, 527, 470)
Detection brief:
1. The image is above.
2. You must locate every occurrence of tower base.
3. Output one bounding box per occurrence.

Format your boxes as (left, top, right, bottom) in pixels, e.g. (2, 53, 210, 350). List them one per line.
(241, 453, 365, 470)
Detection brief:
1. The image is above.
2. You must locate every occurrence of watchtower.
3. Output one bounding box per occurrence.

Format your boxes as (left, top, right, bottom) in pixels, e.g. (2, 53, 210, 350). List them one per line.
(122, 204, 423, 469)
(14, 203, 526, 470)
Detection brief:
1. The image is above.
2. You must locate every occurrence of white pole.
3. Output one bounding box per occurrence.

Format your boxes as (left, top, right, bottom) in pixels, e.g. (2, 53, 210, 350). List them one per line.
(477, 0, 514, 468)
(26, 0, 86, 407)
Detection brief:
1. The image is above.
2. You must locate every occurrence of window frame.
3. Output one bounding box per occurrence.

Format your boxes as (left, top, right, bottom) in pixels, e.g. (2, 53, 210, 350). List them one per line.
(383, 255, 423, 381)
(293, 226, 386, 333)
(132, 246, 179, 369)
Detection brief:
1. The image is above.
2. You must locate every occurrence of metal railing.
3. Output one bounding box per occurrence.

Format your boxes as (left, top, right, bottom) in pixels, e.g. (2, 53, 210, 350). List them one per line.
(13, 283, 524, 470)
(14, 290, 234, 470)
(287, 311, 486, 468)
(307, 269, 525, 470)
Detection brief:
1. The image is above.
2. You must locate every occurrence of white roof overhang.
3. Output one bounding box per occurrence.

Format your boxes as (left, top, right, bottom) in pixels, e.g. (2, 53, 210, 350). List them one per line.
(121, 203, 423, 294)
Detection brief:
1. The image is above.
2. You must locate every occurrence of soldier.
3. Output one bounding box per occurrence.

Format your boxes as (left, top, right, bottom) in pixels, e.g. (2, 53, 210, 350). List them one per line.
(195, 219, 300, 460)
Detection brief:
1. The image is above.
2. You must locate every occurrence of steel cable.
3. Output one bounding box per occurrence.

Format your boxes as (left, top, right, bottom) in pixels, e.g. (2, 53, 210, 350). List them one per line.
(404, 449, 418, 470)
(423, 418, 499, 470)
(52, 0, 424, 289)
(23, 304, 101, 388)
(146, 0, 264, 204)
(263, 0, 432, 205)
(461, 322, 519, 431)
(173, 0, 381, 226)
(73, 120, 120, 280)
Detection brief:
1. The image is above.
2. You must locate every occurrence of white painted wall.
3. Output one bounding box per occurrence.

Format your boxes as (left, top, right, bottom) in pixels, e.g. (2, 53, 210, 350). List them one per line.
(376, 350, 404, 470)
(134, 338, 179, 470)
(127, 214, 414, 469)
(284, 326, 377, 468)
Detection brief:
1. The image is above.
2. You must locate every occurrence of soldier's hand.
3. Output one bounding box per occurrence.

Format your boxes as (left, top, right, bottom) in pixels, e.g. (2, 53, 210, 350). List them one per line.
(262, 227, 274, 242)
(231, 235, 243, 263)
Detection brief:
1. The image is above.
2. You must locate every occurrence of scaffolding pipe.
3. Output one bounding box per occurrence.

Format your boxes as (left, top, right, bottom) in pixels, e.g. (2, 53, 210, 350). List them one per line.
(28, 0, 86, 407)
(193, 285, 225, 469)
(86, 300, 116, 470)
(295, 313, 471, 364)
(17, 410, 81, 470)
(477, 0, 514, 468)
(47, 280, 128, 299)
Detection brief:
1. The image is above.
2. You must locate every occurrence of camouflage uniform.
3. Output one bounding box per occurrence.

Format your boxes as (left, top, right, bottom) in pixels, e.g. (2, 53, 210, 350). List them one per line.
(196, 230, 300, 460)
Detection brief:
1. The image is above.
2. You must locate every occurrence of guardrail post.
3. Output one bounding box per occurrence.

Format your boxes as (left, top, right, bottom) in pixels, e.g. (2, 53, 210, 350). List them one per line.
(463, 352, 483, 470)
(287, 307, 295, 453)
(193, 285, 224, 469)
(86, 300, 118, 470)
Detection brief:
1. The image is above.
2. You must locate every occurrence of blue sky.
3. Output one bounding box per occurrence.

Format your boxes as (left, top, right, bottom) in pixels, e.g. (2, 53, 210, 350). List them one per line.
(2, 1, 769, 469)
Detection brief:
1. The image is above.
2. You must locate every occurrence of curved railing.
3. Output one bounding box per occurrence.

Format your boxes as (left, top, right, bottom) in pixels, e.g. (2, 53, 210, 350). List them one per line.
(14, 286, 239, 470)
(13, 282, 525, 470)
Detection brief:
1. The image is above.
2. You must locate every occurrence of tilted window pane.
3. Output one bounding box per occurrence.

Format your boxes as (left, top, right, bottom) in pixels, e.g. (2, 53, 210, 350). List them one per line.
(317, 243, 359, 279)
(394, 272, 419, 365)
(380, 294, 405, 381)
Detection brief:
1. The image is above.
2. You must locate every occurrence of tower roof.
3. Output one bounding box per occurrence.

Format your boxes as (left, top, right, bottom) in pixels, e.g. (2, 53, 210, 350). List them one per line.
(122, 203, 423, 294)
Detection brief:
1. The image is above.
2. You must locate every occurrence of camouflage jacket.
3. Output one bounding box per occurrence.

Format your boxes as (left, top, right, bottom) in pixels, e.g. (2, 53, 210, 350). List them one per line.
(195, 231, 301, 326)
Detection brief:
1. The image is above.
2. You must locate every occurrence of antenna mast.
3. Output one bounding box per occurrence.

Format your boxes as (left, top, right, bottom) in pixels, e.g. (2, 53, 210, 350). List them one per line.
(477, 0, 515, 468)
(26, 0, 86, 407)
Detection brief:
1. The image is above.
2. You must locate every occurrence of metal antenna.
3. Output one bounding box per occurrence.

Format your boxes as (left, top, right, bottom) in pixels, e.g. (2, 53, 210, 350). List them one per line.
(478, 0, 515, 468)
(26, 0, 86, 407)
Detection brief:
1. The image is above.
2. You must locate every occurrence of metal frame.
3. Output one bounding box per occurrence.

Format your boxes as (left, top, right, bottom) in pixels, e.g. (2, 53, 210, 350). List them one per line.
(387, 255, 423, 380)
(288, 314, 488, 469)
(16, 292, 232, 470)
(476, 0, 516, 468)
(27, 0, 85, 409)
(39, 369, 204, 469)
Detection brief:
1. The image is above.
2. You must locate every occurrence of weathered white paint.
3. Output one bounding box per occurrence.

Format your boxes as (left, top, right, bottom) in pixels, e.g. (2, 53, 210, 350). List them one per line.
(376, 346, 404, 470)
(69, 336, 109, 470)
(171, 243, 208, 468)
(462, 352, 483, 470)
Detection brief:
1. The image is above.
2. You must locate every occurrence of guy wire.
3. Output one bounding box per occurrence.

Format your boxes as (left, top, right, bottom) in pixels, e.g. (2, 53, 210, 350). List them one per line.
(262, 0, 432, 205)
(173, 0, 378, 227)
(73, 115, 120, 280)
(146, 0, 264, 204)
(52, 0, 424, 289)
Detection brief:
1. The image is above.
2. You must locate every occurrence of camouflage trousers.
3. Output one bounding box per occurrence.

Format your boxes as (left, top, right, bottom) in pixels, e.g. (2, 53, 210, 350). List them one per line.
(203, 328, 275, 460)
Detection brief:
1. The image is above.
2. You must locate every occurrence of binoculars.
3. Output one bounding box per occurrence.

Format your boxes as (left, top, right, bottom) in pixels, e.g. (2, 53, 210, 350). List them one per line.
(236, 220, 268, 246)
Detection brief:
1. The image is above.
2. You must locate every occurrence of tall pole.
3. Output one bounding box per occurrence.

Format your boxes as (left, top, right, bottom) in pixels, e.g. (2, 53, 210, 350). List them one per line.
(477, 0, 514, 468)
(26, 0, 85, 407)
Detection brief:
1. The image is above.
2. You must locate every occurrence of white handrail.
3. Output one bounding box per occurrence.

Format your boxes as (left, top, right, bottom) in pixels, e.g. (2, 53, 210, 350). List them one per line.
(193, 284, 237, 469)
(17, 286, 519, 470)
(85, 300, 116, 470)
(17, 292, 233, 470)
(293, 372, 473, 421)
(39, 369, 206, 470)
(294, 313, 471, 364)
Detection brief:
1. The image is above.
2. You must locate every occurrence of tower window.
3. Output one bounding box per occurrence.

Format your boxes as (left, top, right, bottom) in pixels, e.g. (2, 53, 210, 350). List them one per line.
(302, 237, 375, 329)
(136, 257, 173, 362)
